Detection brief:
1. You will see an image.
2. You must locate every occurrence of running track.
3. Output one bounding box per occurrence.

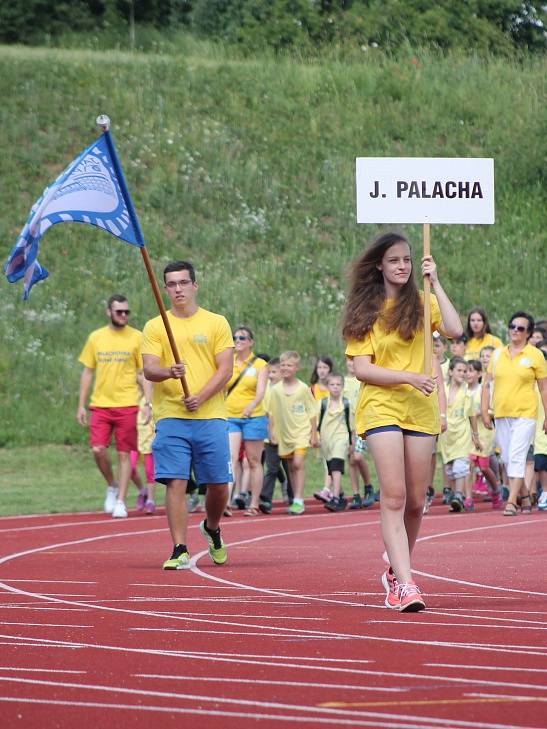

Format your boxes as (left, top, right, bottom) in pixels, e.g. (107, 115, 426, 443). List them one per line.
(0, 498, 546, 729)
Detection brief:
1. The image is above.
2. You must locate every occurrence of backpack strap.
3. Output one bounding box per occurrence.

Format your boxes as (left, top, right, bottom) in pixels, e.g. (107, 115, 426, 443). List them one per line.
(317, 398, 328, 432)
(343, 397, 352, 440)
(226, 356, 257, 398)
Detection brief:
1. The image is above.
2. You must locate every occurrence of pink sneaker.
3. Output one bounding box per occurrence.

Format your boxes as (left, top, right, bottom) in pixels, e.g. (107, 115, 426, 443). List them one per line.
(398, 581, 426, 612)
(313, 487, 332, 503)
(144, 499, 155, 515)
(136, 490, 147, 510)
(491, 489, 503, 509)
(381, 568, 400, 609)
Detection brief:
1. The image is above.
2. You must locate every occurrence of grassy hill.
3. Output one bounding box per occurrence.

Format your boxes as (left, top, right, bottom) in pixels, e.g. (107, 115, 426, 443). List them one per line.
(0, 42, 545, 447)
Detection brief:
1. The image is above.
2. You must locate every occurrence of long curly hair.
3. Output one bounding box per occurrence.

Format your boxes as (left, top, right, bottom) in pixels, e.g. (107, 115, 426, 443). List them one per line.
(342, 231, 422, 342)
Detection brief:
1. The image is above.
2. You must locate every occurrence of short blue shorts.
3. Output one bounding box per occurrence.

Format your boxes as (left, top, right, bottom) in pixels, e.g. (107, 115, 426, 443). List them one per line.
(152, 418, 232, 485)
(227, 415, 268, 440)
(364, 425, 433, 438)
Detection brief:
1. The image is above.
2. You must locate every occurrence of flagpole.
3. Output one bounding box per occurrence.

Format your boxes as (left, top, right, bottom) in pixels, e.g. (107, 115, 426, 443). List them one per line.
(96, 115, 190, 398)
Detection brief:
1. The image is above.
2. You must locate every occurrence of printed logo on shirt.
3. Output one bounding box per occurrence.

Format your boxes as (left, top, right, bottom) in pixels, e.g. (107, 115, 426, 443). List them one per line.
(193, 334, 209, 344)
(519, 357, 532, 367)
(292, 403, 305, 414)
(245, 367, 257, 377)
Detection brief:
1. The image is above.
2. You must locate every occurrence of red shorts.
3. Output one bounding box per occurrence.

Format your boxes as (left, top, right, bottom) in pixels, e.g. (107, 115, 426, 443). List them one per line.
(469, 453, 490, 469)
(89, 407, 138, 452)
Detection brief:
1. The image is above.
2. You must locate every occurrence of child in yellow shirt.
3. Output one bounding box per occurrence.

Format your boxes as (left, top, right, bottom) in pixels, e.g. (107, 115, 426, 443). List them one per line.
(439, 357, 474, 512)
(318, 374, 353, 512)
(267, 351, 319, 515)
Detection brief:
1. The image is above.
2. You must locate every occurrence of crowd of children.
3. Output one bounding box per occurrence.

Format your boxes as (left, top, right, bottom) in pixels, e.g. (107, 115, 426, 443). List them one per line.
(128, 309, 547, 520)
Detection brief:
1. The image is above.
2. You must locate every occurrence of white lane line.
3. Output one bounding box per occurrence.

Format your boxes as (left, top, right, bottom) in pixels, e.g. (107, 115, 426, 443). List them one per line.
(0, 607, 90, 612)
(0, 667, 85, 674)
(415, 609, 547, 626)
(426, 663, 547, 673)
(0, 622, 93, 629)
(0, 633, 545, 694)
(134, 672, 406, 693)
(130, 611, 326, 620)
(130, 583, 300, 590)
(369, 620, 547, 631)
(0, 675, 540, 729)
(0, 518, 163, 534)
(0, 509, 339, 535)
(129, 627, 338, 639)
(1, 579, 96, 584)
(83, 597, 310, 605)
(0, 696, 473, 729)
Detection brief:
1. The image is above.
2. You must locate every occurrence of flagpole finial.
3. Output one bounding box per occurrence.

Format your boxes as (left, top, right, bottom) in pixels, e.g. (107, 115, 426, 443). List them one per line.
(96, 114, 111, 132)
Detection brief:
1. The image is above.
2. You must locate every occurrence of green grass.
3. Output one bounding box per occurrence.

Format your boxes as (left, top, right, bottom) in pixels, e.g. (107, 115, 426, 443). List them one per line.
(0, 40, 545, 458)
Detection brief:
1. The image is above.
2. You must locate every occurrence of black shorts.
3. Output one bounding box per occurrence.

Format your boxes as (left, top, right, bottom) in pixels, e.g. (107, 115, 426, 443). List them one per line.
(326, 458, 345, 475)
(534, 453, 547, 472)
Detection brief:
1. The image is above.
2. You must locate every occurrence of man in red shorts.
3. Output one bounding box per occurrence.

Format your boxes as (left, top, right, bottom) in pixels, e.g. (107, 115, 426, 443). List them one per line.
(77, 294, 149, 518)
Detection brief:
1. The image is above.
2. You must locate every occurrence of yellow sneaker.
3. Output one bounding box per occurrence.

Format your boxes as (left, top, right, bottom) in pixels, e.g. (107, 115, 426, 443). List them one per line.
(199, 521, 227, 565)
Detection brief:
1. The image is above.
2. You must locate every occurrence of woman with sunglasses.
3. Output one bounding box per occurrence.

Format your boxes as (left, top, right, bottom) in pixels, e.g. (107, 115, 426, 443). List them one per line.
(481, 311, 547, 516)
(465, 307, 503, 359)
(226, 326, 269, 516)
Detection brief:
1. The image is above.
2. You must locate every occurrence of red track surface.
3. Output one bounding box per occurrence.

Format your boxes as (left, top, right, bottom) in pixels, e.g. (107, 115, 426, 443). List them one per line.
(0, 497, 546, 728)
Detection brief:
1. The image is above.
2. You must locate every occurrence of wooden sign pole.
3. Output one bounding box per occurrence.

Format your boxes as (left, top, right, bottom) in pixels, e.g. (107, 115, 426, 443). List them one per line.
(423, 222, 432, 376)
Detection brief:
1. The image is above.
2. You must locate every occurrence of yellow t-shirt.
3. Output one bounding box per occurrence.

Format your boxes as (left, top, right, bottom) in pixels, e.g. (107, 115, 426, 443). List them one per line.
(136, 395, 155, 454)
(440, 358, 450, 385)
(319, 398, 354, 461)
(310, 382, 329, 400)
(343, 376, 361, 412)
(267, 379, 317, 456)
(465, 333, 503, 358)
(142, 308, 233, 421)
(488, 344, 547, 419)
(78, 325, 142, 408)
(469, 385, 496, 457)
(534, 389, 547, 456)
(439, 383, 473, 463)
(345, 294, 442, 436)
(225, 353, 268, 418)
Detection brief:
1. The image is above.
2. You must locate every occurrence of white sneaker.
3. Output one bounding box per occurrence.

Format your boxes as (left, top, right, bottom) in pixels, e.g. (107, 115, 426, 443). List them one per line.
(112, 500, 128, 518)
(538, 491, 547, 511)
(104, 486, 119, 514)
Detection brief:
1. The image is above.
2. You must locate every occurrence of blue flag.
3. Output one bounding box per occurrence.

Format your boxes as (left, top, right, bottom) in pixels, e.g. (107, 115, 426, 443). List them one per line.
(4, 132, 144, 299)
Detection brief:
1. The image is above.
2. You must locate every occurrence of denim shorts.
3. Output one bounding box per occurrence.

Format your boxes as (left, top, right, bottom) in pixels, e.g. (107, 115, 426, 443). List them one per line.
(152, 418, 231, 485)
(227, 415, 268, 440)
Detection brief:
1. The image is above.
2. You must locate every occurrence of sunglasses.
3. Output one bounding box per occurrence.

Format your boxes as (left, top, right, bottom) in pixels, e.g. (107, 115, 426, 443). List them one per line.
(233, 335, 250, 341)
(113, 309, 130, 315)
(508, 324, 526, 332)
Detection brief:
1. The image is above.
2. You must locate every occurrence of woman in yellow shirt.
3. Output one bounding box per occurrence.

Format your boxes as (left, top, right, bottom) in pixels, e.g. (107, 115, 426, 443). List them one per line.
(344, 231, 462, 613)
(481, 311, 547, 516)
(465, 307, 503, 358)
(225, 326, 269, 516)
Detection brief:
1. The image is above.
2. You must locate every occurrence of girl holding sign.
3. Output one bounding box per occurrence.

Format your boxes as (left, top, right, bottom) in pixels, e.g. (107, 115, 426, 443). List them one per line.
(343, 231, 462, 612)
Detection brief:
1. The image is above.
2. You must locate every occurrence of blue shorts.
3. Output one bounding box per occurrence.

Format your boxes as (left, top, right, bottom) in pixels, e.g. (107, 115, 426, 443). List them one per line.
(227, 415, 268, 440)
(152, 418, 232, 486)
(364, 425, 433, 438)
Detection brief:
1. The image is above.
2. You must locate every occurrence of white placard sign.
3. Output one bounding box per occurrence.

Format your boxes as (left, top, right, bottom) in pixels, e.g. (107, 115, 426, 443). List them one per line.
(356, 157, 494, 224)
